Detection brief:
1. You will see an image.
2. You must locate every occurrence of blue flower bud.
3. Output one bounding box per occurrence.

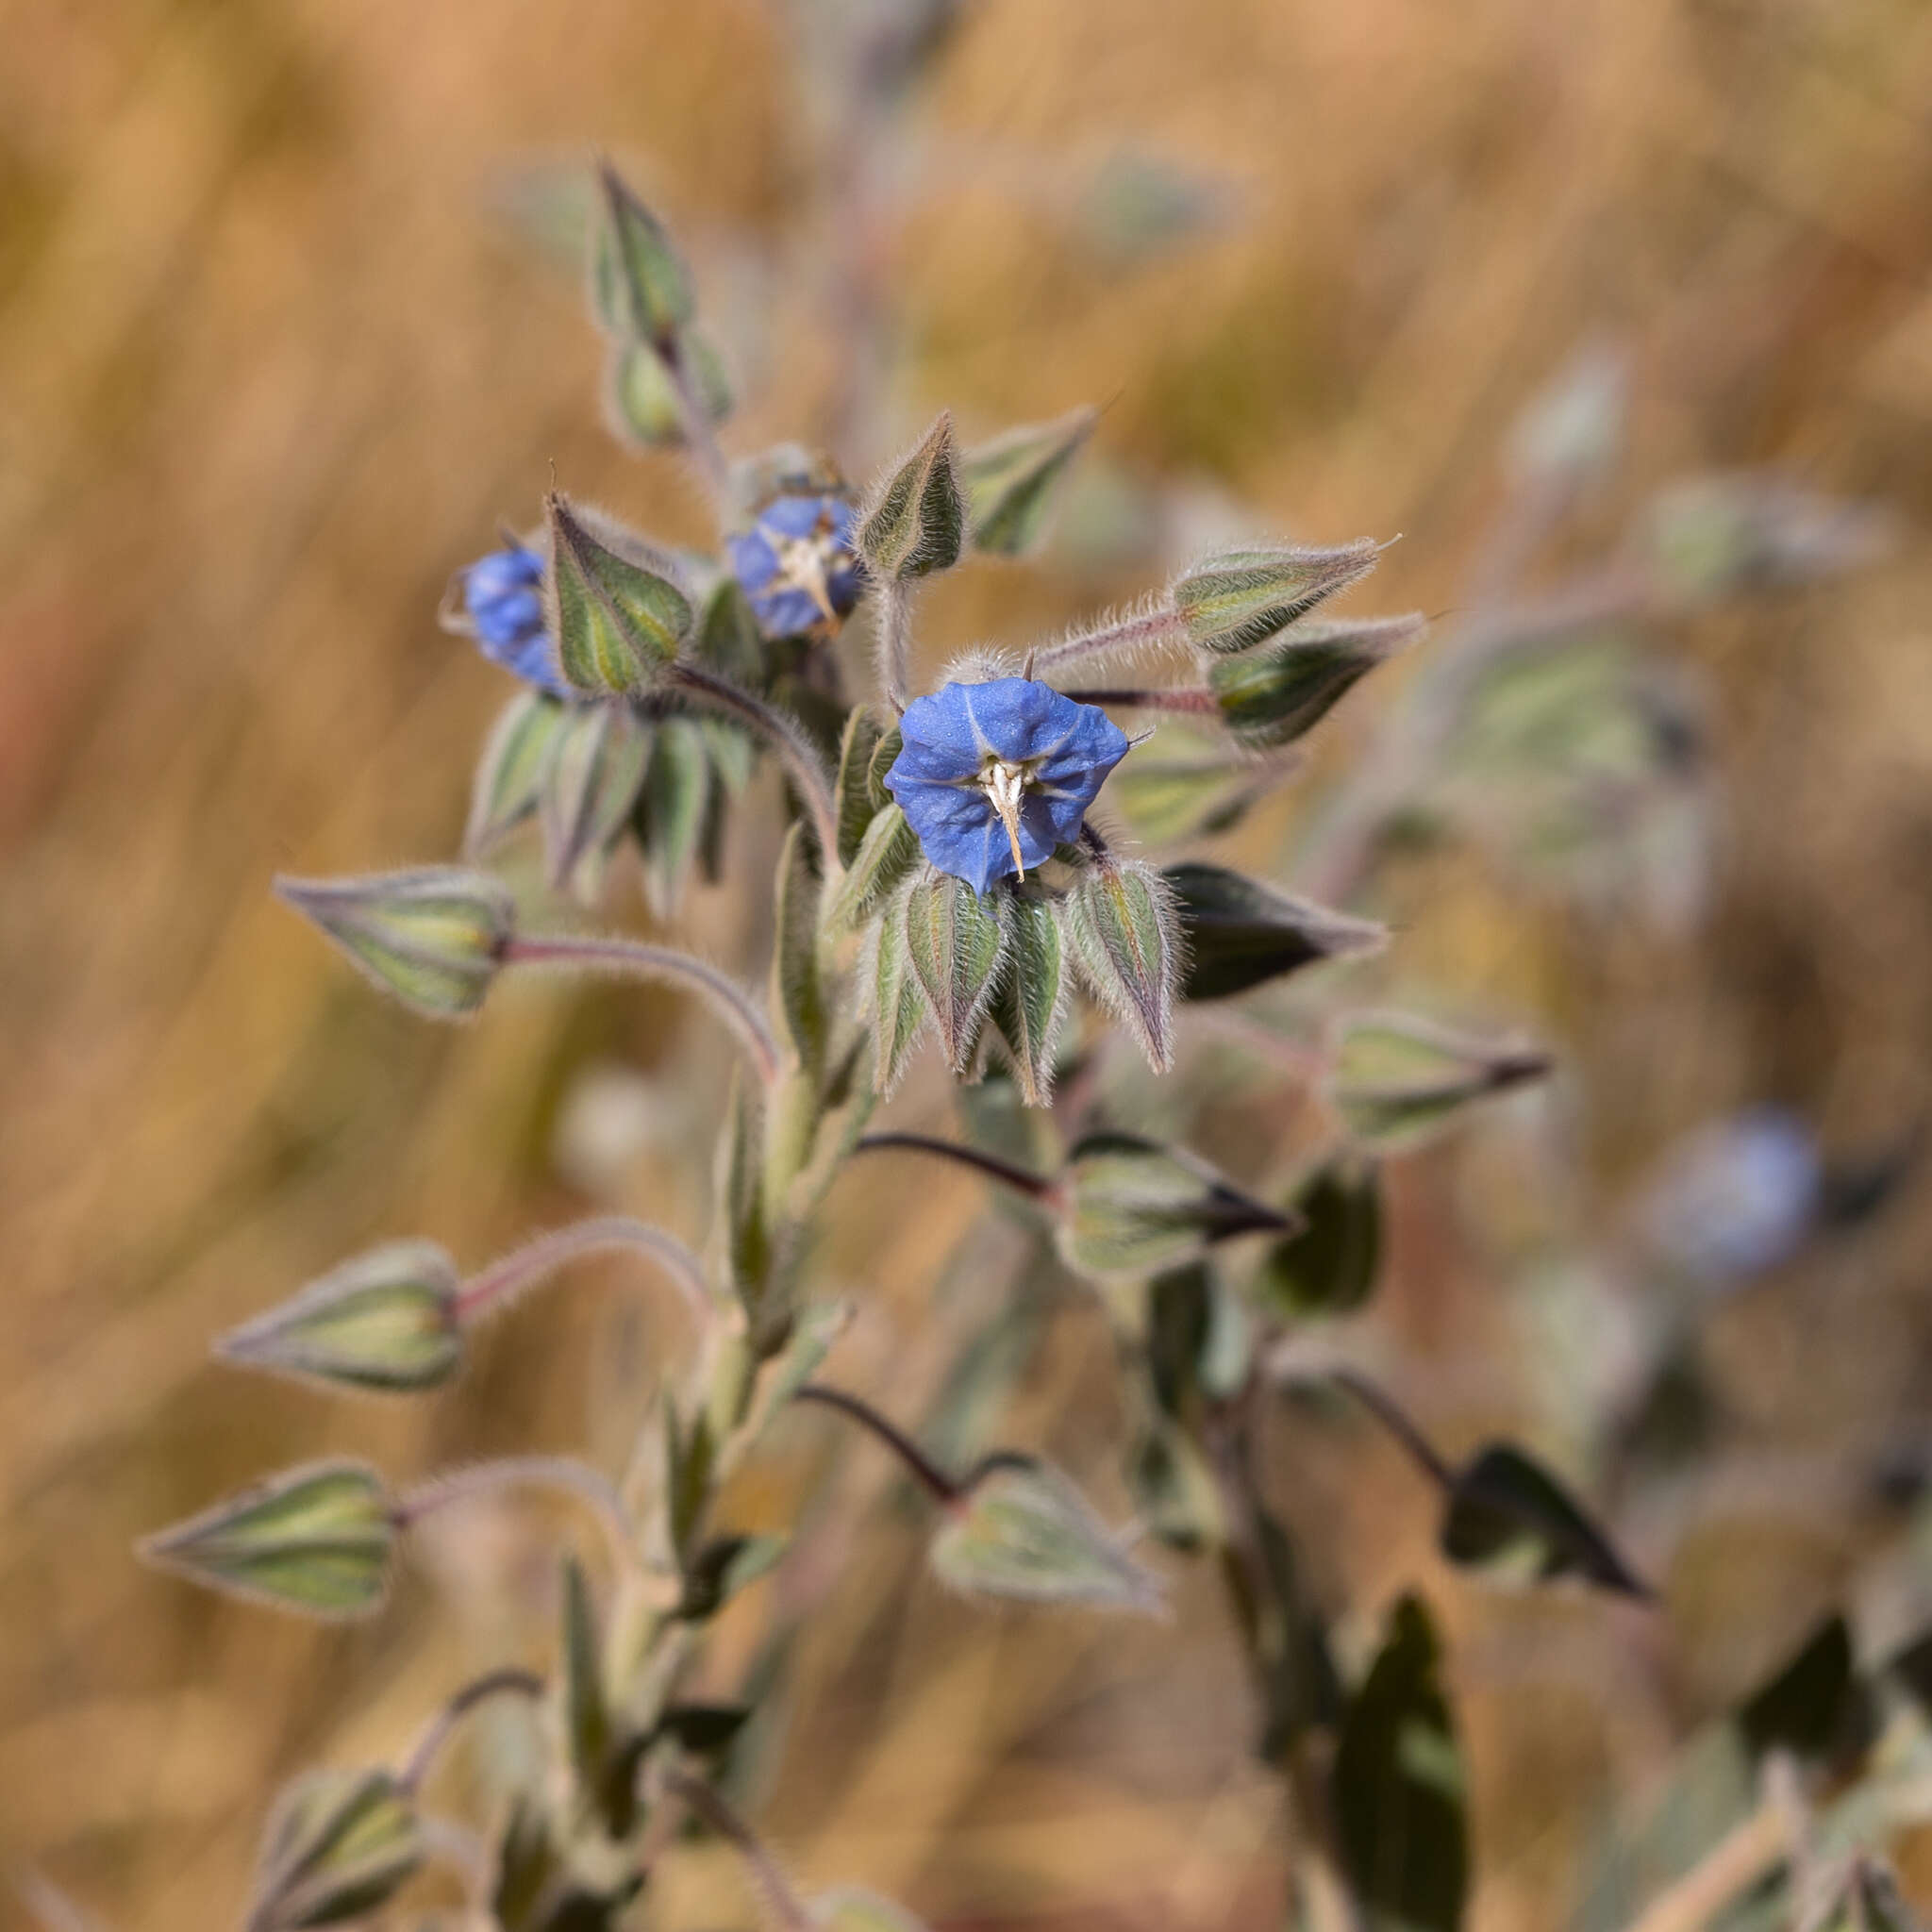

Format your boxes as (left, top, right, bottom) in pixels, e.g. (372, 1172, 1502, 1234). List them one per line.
(726, 492, 863, 640)
(885, 678, 1130, 894)
(447, 543, 572, 696)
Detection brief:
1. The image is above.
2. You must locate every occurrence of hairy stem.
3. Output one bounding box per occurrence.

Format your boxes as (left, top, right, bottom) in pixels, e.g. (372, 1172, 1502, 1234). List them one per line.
(396, 1456, 635, 1564)
(657, 338, 732, 506)
(504, 935, 780, 1086)
(667, 661, 841, 860)
(398, 1667, 545, 1792)
(792, 1382, 961, 1503)
(1033, 601, 1190, 674)
(453, 1216, 710, 1325)
(660, 1769, 814, 1932)
(1325, 1368, 1457, 1491)
(852, 1130, 1064, 1205)
(874, 579, 911, 714)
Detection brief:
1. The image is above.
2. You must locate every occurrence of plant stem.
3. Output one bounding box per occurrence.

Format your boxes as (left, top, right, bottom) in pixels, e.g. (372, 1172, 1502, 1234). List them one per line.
(1057, 686, 1220, 713)
(656, 338, 732, 506)
(874, 579, 911, 713)
(1033, 601, 1190, 674)
(851, 1130, 1064, 1205)
(503, 934, 780, 1086)
(453, 1217, 710, 1325)
(659, 1769, 815, 1932)
(396, 1457, 635, 1565)
(792, 1382, 961, 1504)
(398, 1667, 545, 1793)
(1325, 1368, 1457, 1491)
(667, 661, 841, 860)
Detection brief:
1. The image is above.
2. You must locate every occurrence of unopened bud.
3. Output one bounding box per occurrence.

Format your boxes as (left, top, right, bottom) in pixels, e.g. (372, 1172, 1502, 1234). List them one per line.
(858, 412, 965, 583)
(248, 1767, 422, 1931)
(1173, 541, 1380, 655)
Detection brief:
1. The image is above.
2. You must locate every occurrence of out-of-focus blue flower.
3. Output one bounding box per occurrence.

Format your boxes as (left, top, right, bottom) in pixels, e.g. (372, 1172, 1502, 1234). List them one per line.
(452, 545, 569, 696)
(1642, 1106, 1821, 1286)
(886, 677, 1131, 894)
(726, 493, 863, 638)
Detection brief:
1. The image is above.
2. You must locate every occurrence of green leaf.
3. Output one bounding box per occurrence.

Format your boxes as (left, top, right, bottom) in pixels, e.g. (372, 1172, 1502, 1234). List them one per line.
(1254, 1158, 1381, 1316)
(930, 1459, 1165, 1614)
(1106, 741, 1272, 844)
(275, 867, 513, 1020)
(604, 333, 731, 448)
(676, 1532, 789, 1619)
(1329, 1012, 1552, 1153)
(250, 1767, 422, 1931)
(773, 821, 827, 1074)
(544, 492, 692, 695)
(826, 803, 920, 935)
(1060, 1133, 1298, 1281)
(215, 1241, 463, 1393)
(1172, 541, 1380, 655)
(141, 1461, 394, 1619)
(715, 1070, 773, 1324)
(695, 575, 766, 685)
(1208, 611, 1421, 746)
(1331, 1594, 1468, 1932)
(591, 161, 694, 343)
(1441, 1443, 1651, 1597)
(560, 1554, 612, 1793)
(866, 724, 904, 813)
(636, 714, 709, 919)
(541, 698, 650, 894)
(1735, 1613, 1871, 1767)
(834, 708, 884, 866)
(864, 886, 931, 1094)
(858, 411, 964, 582)
(663, 1399, 715, 1568)
(902, 868, 1006, 1074)
(961, 407, 1096, 556)
(1065, 859, 1178, 1073)
(1146, 1262, 1251, 1417)
(987, 891, 1066, 1107)
(465, 691, 570, 858)
(1166, 862, 1385, 1001)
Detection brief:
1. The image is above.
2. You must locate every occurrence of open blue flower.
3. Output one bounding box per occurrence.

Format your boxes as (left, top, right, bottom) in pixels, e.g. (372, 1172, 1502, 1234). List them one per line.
(727, 492, 863, 639)
(450, 544, 570, 696)
(886, 678, 1130, 894)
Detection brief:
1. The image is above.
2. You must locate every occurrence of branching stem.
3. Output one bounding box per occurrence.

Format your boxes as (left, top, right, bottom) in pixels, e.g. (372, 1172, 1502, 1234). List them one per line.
(852, 1130, 1064, 1206)
(398, 1667, 545, 1793)
(667, 661, 841, 859)
(395, 1457, 635, 1565)
(792, 1382, 961, 1504)
(453, 1216, 710, 1325)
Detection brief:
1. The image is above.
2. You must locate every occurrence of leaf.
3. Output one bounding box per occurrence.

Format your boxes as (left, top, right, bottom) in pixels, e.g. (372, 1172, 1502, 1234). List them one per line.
(1329, 1011, 1552, 1153)
(825, 803, 920, 935)
(1208, 611, 1422, 746)
(1060, 1132, 1298, 1281)
(960, 407, 1097, 556)
(559, 1555, 612, 1794)
(215, 1241, 463, 1393)
(465, 691, 569, 858)
(663, 1399, 715, 1569)
(141, 1461, 394, 1619)
(544, 492, 692, 694)
(834, 707, 885, 866)
(902, 868, 1006, 1073)
(715, 1070, 772, 1326)
(1735, 1613, 1872, 1768)
(676, 1532, 789, 1619)
(635, 715, 709, 918)
(250, 1767, 422, 1931)
(987, 891, 1067, 1107)
(604, 333, 731, 448)
(1065, 859, 1178, 1072)
(865, 724, 904, 813)
(1106, 741, 1274, 844)
(858, 411, 964, 582)
(864, 885, 931, 1094)
(930, 1459, 1165, 1614)
(1253, 1159, 1381, 1316)
(1172, 541, 1380, 655)
(1166, 862, 1385, 1001)
(772, 822, 827, 1074)
(1441, 1443, 1651, 1597)
(275, 868, 513, 1020)
(653, 1702, 751, 1758)
(1331, 1593, 1469, 1932)
(542, 699, 651, 893)
(590, 161, 694, 343)
(695, 575, 766, 685)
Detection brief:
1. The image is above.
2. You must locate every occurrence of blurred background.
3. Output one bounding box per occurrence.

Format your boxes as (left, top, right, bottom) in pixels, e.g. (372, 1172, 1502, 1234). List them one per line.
(7, 1, 1932, 1928)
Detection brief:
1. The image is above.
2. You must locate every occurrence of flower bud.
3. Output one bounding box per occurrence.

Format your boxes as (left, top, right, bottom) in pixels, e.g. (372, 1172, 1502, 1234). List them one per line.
(930, 1458, 1165, 1615)
(544, 491, 692, 695)
(1208, 611, 1422, 746)
(275, 868, 513, 1020)
(605, 333, 732, 449)
(141, 1460, 395, 1619)
(216, 1241, 462, 1393)
(960, 406, 1096, 557)
(248, 1767, 422, 1931)
(1328, 1012, 1551, 1152)
(1165, 862, 1385, 1000)
(858, 411, 965, 582)
(1173, 540, 1380, 655)
(1646, 473, 1890, 608)
(590, 162, 694, 345)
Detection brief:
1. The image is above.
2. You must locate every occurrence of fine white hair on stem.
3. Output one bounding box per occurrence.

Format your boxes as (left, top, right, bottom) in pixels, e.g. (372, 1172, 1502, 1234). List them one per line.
(1032, 591, 1190, 678)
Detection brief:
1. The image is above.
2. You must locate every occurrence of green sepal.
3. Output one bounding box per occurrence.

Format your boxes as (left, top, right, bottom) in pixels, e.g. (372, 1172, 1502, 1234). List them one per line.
(249, 1767, 422, 1932)
(1208, 611, 1421, 745)
(1065, 859, 1178, 1073)
(987, 890, 1066, 1107)
(772, 821, 827, 1074)
(544, 491, 692, 695)
(858, 411, 965, 582)
(465, 691, 570, 858)
(215, 1241, 462, 1393)
(636, 714, 709, 919)
(1253, 1158, 1381, 1316)
(695, 575, 766, 686)
(541, 698, 650, 894)
(591, 161, 694, 344)
(663, 1396, 716, 1570)
(604, 333, 731, 449)
(863, 883, 931, 1095)
(560, 1554, 614, 1798)
(275, 867, 513, 1020)
(960, 406, 1096, 557)
(1173, 540, 1379, 655)
(141, 1460, 395, 1620)
(866, 724, 904, 811)
(1166, 861, 1384, 1001)
(825, 803, 920, 935)
(835, 708, 884, 866)
(902, 867, 1006, 1074)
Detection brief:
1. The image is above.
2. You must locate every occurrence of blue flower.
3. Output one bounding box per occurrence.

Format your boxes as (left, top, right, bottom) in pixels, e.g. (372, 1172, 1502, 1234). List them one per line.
(1643, 1106, 1821, 1285)
(886, 678, 1131, 894)
(452, 545, 570, 696)
(727, 493, 864, 639)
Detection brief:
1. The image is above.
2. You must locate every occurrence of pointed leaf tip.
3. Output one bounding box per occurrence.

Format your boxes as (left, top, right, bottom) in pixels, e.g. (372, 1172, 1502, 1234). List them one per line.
(249, 1767, 422, 1932)
(962, 406, 1097, 558)
(1173, 540, 1381, 655)
(544, 492, 692, 695)
(858, 412, 966, 583)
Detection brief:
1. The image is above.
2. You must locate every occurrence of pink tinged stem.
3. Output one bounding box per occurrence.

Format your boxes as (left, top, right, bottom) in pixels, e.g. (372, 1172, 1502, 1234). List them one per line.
(791, 1382, 961, 1504)
(503, 935, 780, 1086)
(453, 1217, 710, 1325)
(394, 1456, 635, 1565)
(399, 1667, 545, 1793)
(1032, 603, 1191, 673)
